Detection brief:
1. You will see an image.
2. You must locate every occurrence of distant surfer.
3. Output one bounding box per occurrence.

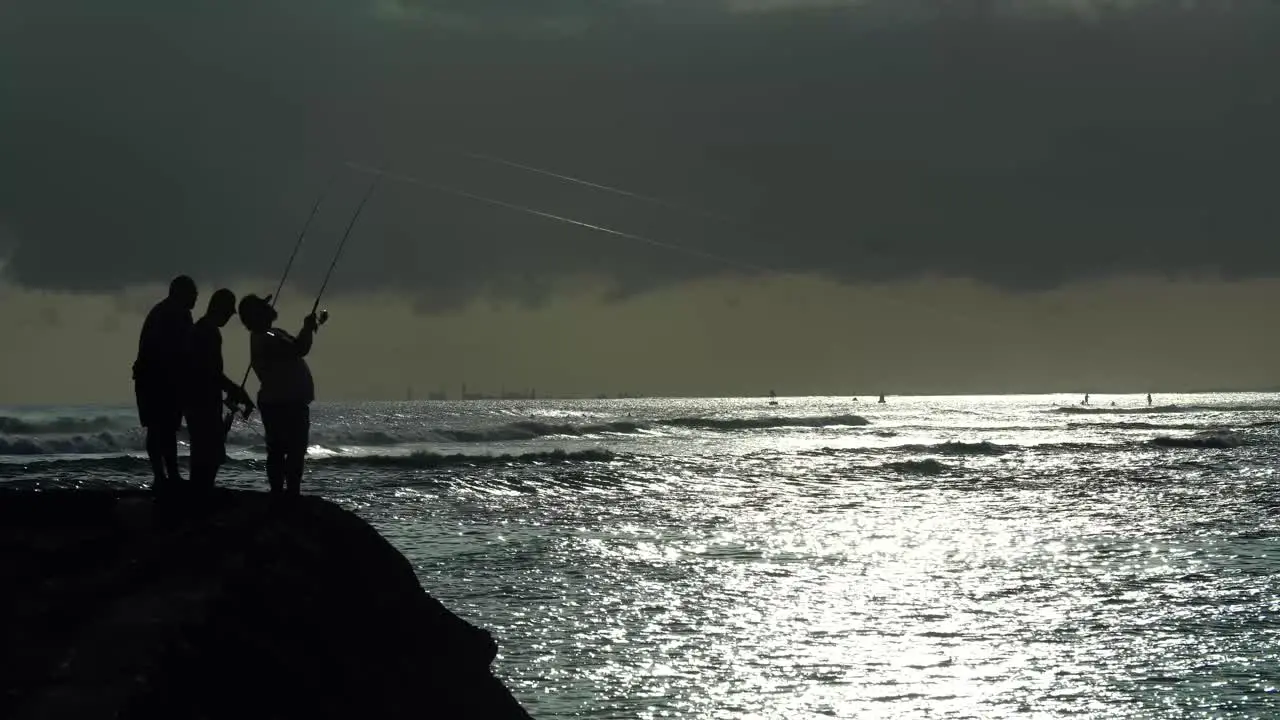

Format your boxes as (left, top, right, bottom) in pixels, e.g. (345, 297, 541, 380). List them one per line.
(1082, 393, 1090, 406)
(239, 294, 321, 497)
(1147, 393, 1152, 406)
(186, 289, 253, 489)
(133, 275, 197, 490)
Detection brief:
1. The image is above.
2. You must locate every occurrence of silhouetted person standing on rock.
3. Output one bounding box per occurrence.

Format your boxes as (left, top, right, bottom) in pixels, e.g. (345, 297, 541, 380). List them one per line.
(187, 289, 254, 489)
(239, 294, 320, 496)
(133, 275, 197, 489)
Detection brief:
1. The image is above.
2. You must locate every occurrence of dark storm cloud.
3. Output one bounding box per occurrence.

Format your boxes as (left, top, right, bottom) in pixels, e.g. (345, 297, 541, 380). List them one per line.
(3, 0, 1279, 307)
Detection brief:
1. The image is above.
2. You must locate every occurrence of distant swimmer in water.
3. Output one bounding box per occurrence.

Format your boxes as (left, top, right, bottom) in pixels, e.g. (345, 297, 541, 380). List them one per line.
(1147, 393, 1153, 406)
(239, 294, 322, 497)
(133, 275, 197, 490)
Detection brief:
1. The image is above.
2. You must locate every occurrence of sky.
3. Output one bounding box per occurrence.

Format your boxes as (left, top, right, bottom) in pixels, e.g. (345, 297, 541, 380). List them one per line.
(2, 0, 1279, 402)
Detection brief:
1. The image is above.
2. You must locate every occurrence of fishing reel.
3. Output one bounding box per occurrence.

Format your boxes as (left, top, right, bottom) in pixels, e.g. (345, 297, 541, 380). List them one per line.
(307, 308, 330, 332)
(223, 394, 255, 421)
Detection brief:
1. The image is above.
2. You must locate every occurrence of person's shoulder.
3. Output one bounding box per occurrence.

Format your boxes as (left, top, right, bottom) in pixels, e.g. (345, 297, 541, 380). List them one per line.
(154, 300, 190, 324)
(193, 317, 217, 336)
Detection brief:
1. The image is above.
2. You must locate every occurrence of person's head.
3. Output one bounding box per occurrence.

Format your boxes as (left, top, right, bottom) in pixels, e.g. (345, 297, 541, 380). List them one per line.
(168, 275, 198, 310)
(206, 288, 237, 327)
(237, 294, 277, 333)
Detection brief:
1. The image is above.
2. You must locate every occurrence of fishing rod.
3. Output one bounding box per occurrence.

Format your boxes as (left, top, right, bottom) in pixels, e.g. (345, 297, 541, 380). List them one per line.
(266, 175, 339, 308)
(223, 175, 337, 434)
(344, 161, 765, 275)
(309, 173, 381, 321)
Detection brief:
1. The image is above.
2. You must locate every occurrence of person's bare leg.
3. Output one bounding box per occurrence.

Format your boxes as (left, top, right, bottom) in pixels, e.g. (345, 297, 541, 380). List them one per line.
(285, 404, 310, 496)
(162, 427, 183, 483)
(145, 427, 168, 487)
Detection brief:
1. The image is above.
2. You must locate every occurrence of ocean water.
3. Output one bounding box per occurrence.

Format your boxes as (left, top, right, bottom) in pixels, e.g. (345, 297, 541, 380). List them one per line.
(4, 393, 1280, 718)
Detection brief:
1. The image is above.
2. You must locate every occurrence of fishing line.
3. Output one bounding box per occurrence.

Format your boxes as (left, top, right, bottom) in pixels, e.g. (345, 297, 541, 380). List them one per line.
(344, 161, 765, 275)
(447, 148, 742, 225)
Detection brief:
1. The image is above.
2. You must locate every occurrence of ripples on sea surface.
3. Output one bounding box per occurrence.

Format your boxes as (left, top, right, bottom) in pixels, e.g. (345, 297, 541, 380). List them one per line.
(5, 393, 1280, 718)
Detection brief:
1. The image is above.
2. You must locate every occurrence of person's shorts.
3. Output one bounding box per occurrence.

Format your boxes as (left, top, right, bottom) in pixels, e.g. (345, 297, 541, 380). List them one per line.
(186, 409, 226, 457)
(135, 382, 182, 431)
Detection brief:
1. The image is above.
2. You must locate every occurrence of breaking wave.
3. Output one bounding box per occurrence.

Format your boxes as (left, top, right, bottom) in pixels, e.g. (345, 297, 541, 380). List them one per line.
(0, 432, 145, 455)
(0, 448, 621, 477)
(803, 440, 1012, 458)
(1067, 420, 1208, 431)
(0, 415, 133, 435)
(1050, 404, 1279, 415)
(313, 420, 648, 445)
(883, 459, 954, 475)
(0, 412, 873, 457)
(807, 439, 1142, 458)
(1149, 431, 1244, 449)
(317, 448, 619, 468)
(896, 440, 1008, 456)
(659, 414, 870, 431)
(289, 414, 872, 446)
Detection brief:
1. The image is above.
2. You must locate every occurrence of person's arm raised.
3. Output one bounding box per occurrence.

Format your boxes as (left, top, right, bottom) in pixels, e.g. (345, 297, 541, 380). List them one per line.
(295, 314, 318, 357)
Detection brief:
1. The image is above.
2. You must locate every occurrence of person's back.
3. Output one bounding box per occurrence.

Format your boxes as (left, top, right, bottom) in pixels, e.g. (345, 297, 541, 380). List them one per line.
(250, 328, 315, 407)
(133, 275, 198, 489)
(134, 297, 193, 393)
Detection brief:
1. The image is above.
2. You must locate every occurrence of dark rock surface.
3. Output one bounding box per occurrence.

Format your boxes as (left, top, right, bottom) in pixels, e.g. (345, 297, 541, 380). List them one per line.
(0, 488, 534, 719)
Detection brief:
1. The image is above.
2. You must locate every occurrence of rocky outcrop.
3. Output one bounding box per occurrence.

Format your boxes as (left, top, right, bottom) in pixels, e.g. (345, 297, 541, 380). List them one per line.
(0, 488, 533, 719)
